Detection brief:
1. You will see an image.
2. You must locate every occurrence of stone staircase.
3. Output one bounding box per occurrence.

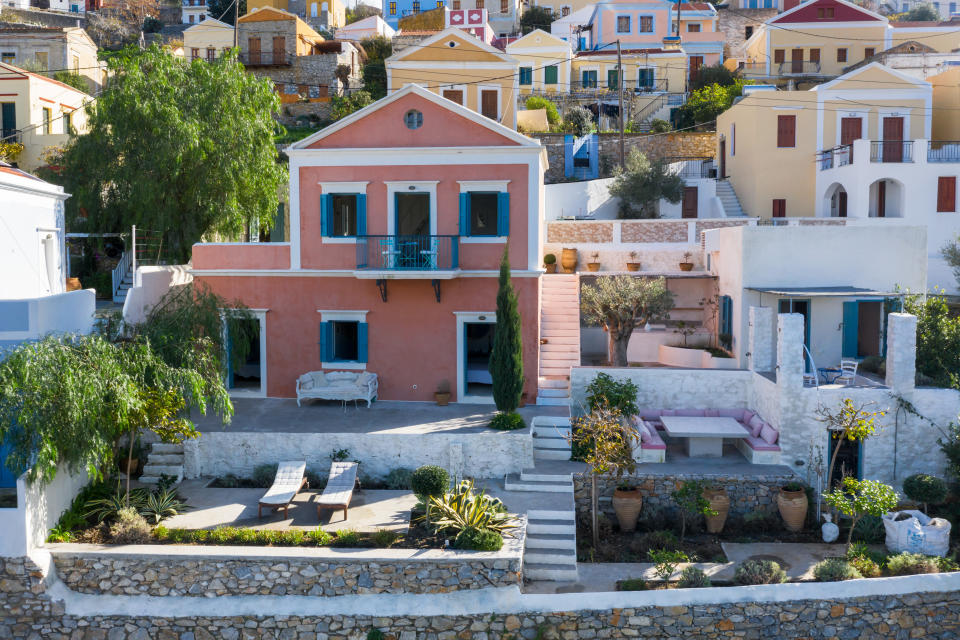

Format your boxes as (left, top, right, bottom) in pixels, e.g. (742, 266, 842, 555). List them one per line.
(113, 273, 134, 305)
(537, 274, 580, 406)
(140, 442, 184, 485)
(716, 180, 746, 217)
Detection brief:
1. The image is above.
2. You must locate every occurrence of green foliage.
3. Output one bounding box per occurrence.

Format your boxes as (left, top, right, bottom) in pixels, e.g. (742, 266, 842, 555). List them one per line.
(824, 477, 899, 545)
(109, 507, 153, 544)
(543, 253, 556, 265)
(411, 465, 449, 498)
(585, 372, 639, 417)
(142, 16, 163, 33)
(58, 46, 286, 262)
(942, 235, 960, 289)
(525, 96, 560, 125)
(937, 555, 959, 572)
(617, 577, 648, 591)
(674, 80, 750, 129)
(849, 514, 885, 544)
(885, 552, 940, 575)
(904, 291, 960, 390)
(366, 631, 386, 640)
(331, 90, 374, 121)
(677, 566, 711, 588)
(859, 355, 886, 376)
(346, 3, 380, 23)
(569, 407, 638, 479)
(898, 3, 940, 20)
(939, 420, 960, 483)
(333, 529, 361, 547)
(279, 529, 305, 546)
(648, 118, 670, 134)
(383, 468, 414, 490)
(274, 124, 318, 145)
(309, 527, 333, 546)
(609, 150, 684, 219)
(672, 480, 717, 542)
(819, 398, 884, 488)
(846, 544, 883, 578)
(520, 5, 556, 33)
(563, 106, 593, 137)
(207, 0, 245, 24)
(490, 247, 525, 413)
(903, 473, 948, 510)
(647, 548, 688, 579)
(636, 530, 678, 551)
(421, 480, 516, 537)
(814, 558, 862, 582)
(330, 448, 351, 462)
(85, 489, 149, 523)
(252, 463, 280, 488)
(372, 528, 400, 548)
(141, 488, 188, 524)
(581, 275, 674, 366)
(453, 526, 504, 551)
(359, 36, 392, 99)
(489, 412, 526, 431)
(734, 559, 787, 585)
(689, 63, 738, 92)
(47, 525, 75, 543)
(52, 71, 89, 93)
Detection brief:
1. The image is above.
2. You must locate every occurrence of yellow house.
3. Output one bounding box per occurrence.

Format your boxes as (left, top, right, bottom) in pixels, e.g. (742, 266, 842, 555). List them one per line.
(930, 67, 960, 142)
(571, 48, 686, 94)
(248, 0, 346, 29)
(386, 27, 519, 129)
(506, 29, 572, 96)
(0, 63, 89, 172)
(182, 18, 236, 61)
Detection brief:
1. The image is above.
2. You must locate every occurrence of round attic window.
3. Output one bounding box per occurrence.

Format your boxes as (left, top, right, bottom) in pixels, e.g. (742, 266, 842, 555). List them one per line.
(404, 109, 423, 130)
(447, 40, 458, 47)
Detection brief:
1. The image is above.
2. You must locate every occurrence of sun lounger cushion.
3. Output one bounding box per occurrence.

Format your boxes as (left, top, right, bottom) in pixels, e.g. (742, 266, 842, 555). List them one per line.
(643, 425, 666, 450)
(760, 424, 779, 445)
(744, 435, 780, 451)
(661, 409, 676, 417)
(260, 461, 306, 506)
(704, 409, 719, 417)
(638, 409, 662, 421)
(637, 420, 651, 443)
(676, 409, 705, 417)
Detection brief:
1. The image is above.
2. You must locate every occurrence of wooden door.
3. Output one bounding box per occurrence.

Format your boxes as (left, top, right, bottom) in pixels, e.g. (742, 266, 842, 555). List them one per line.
(442, 89, 464, 105)
(688, 56, 703, 84)
(938, 176, 957, 212)
(480, 89, 498, 120)
(882, 117, 904, 162)
(248, 37, 261, 64)
(272, 36, 285, 64)
(877, 181, 886, 217)
(838, 191, 847, 217)
(682, 187, 698, 218)
(840, 116, 861, 161)
(719, 140, 726, 178)
(791, 48, 803, 74)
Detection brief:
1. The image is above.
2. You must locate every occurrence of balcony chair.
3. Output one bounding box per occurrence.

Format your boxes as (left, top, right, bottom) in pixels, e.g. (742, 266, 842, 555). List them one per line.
(835, 359, 859, 386)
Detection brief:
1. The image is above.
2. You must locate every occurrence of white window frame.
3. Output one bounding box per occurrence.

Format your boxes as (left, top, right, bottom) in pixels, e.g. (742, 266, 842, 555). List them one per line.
(458, 180, 510, 244)
(319, 181, 369, 244)
(318, 309, 368, 370)
(224, 309, 269, 398)
(834, 110, 866, 147)
(454, 311, 497, 404)
(439, 83, 468, 105)
(475, 84, 502, 123)
(385, 181, 438, 236)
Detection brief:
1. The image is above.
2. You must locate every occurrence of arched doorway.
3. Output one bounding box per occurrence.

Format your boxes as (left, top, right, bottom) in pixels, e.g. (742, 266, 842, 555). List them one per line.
(868, 179, 904, 218)
(823, 182, 848, 218)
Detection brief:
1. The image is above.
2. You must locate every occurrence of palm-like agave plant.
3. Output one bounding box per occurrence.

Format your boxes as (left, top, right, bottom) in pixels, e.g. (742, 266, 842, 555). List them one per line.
(85, 489, 150, 523)
(420, 480, 517, 536)
(141, 489, 189, 525)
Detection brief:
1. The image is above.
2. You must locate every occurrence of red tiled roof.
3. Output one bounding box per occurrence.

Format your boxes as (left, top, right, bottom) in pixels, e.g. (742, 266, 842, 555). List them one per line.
(678, 3, 714, 10)
(0, 163, 43, 182)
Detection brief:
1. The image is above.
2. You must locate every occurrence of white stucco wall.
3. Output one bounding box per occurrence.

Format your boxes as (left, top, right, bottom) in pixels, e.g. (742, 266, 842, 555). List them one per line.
(122, 265, 193, 326)
(0, 289, 96, 348)
(545, 176, 721, 221)
(0, 464, 89, 557)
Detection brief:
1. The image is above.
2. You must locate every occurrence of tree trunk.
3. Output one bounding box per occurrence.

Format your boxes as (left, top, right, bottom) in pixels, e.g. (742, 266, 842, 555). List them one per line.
(125, 430, 134, 508)
(591, 474, 599, 549)
(609, 331, 631, 367)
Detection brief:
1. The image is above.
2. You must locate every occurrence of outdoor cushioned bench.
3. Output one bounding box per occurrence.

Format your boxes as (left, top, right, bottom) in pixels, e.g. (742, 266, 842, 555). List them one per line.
(316, 461, 359, 521)
(258, 460, 309, 519)
(296, 371, 378, 408)
(635, 408, 781, 464)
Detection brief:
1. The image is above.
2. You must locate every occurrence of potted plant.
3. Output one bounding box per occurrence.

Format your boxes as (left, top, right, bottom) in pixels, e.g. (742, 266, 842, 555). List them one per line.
(703, 484, 730, 534)
(626, 251, 640, 272)
(586, 252, 601, 272)
(560, 248, 578, 273)
(544, 253, 557, 274)
(777, 481, 808, 532)
(434, 380, 451, 406)
(678, 252, 694, 272)
(119, 435, 143, 477)
(612, 481, 643, 532)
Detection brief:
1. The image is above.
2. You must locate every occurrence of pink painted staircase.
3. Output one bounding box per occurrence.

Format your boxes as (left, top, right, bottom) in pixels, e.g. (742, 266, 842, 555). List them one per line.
(537, 274, 580, 406)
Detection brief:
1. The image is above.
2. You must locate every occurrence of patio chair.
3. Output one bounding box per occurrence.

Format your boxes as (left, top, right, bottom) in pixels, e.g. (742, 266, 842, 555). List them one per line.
(317, 461, 360, 521)
(258, 461, 309, 519)
(835, 359, 859, 386)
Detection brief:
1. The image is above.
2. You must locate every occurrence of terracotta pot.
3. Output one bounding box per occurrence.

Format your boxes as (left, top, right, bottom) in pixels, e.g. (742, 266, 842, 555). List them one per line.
(560, 248, 577, 274)
(703, 488, 730, 534)
(434, 392, 450, 406)
(612, 487, 643, 532)
(544, 263, 557, 274)
(65, 277, 82, 292)
(120, 458, 139, 476)
(777, 488, 808, 532)
(626, 262, 640, 272)
(679, 262, 694, 272)
(586, 263, 600, 272)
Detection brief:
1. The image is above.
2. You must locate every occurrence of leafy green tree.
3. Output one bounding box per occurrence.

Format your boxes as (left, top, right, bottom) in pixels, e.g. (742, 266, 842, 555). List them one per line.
(52, 71, 90, 93)
(817, 398, 883, 489)
(609, 149, 684, 219)
(520, 5, 556, 34)
(489, 247, 524, 414)
(904, 291, 960, 390)
(207, 0, 245, 24)
(563, 105, 593, 137)
(581, 276, 674, 366)
(689, 63, 738, 92)
(942, 236, 960, 289)
(901, 3, 940, 20)
(824, 477, 899, 545)
(672, 480, 717, 542)
(56, 45, 286, 262)
(360, 36, 392, 99)
(331, 89, 374, 120)
(674, 80, 749, 129)
(525, 96, 560, 125)
(346, 3, 381, 24)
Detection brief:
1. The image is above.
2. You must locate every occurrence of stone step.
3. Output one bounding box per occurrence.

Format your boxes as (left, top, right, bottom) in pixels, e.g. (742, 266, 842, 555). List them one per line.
(524, 548, 578, 565)
(535, 396, 570, 407)
(520, 468, 574, 483)
(533, 447, 571, 459)
(524, 563, 579, 582)
(504, 473, 572, 493)
(532, 423, 571, 438)
(141, 464, 184, 477)
(539, 366, 575, 377)
(525, 533, 577, 550)
(538, 335, 579, 345)
(537, 378, 569, 389)
(534, 388, 569, 400)
(140, 470, 183, 485)
(532, 435, 569, 450)
(151, 443, 184, 454)
(527, 508, 576, 520)
(147, 454, 184, 465)
(527, 518, 576, 535)
(540, 328, 580, 337)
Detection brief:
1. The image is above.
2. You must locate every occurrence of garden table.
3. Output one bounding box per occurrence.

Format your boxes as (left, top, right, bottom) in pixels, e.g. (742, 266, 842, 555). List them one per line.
(660, 416, 750, 458)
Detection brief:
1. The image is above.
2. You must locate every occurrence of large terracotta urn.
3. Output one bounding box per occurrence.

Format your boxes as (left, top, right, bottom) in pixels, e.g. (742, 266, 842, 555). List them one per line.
(777, 486, 809, 532)
(704, 487, 730, 534)
(612, 487, 643, 532)
(560, 248, 578, 274)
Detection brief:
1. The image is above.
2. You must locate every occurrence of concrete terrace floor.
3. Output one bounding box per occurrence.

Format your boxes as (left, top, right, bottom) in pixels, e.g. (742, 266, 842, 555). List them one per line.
(641, 443, 795, 477)
(192, 398, 569, 434)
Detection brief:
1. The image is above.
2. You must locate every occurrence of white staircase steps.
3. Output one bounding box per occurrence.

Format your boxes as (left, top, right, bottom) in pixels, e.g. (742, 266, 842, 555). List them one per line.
(538, 274, 580, 406)
(531, 416, 572, 462)
(716, 180, 746, 217)
(140, 442, 184, 485)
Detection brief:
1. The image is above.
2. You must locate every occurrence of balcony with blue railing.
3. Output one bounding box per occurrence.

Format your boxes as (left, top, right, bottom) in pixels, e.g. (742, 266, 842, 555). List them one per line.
(355, 235, 460, 274)
(928, 141, 960, 163)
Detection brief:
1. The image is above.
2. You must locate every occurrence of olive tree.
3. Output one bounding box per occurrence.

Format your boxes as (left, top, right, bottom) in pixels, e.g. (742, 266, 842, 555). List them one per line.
(581, 276, 674, 366)
(609, 150, 685, 219)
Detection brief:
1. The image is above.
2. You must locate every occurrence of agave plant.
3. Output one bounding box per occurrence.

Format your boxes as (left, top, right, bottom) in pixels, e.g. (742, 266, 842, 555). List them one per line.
(140, 489, 189, 525)
(419, 480, 516, 536)
(84, 489, 150, 523)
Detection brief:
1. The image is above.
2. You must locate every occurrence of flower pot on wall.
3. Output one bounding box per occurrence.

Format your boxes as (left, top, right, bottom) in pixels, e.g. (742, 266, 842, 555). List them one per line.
(626, 262, 641, 272)
(560, 248, 577, 274)
(545, 263, 557, 274)
(678, 262, 694, 272)
(434, 392, 450, 406)
(120, 458, 139, 477)
(704, 487, 730, 534)
(586, 263, 600, 272)
(777, 487, 809, 532)
(612, 487, 643, 532)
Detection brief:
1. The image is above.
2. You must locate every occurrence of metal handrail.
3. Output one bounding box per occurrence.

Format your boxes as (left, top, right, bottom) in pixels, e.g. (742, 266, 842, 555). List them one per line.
(870, 140, 913, 163)
(777, 60, 822, 75)
(928, 141, 960, 163)
(817, 144, 853, 171)
(356, 234, 460, 271)
(111, 250, 131, 299)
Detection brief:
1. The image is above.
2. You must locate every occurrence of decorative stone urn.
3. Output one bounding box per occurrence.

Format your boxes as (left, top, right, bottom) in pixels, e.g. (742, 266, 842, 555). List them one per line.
(612, 486, 643, 532)
(778, 485, 809, 532)
(703, 487, 730, 534)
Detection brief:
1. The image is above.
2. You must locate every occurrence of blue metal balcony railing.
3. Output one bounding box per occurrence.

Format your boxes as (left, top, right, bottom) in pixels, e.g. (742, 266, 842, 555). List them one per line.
(817, 144, 853, 171)
(356, 235, 459, 271)
(928, 141, 960, 163)
(870, 140, 913, 163)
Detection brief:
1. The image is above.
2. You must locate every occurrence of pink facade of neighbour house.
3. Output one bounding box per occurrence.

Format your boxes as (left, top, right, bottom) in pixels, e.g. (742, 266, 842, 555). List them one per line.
(192, 84, 548, 404)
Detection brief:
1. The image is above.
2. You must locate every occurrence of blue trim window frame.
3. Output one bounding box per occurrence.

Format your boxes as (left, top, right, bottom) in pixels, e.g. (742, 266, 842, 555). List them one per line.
(320, 191, 367, 239)
(638, 14, 654, 33)
(616, 14, 631, 33)
(519, 66, 533, 85)
(319, 312, 369, 366)
(458, 188, 510, 238)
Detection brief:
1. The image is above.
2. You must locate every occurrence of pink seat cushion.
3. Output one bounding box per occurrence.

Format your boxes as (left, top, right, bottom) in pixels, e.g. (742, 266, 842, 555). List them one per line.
(705, 409, 719, 417)
(740, 410, 756, 425)
(717, 408, 742, 419)
(744, 434, 780, 451)
(637, 420, 651, 443)
(676, 409, 706, 417)
(748, 415, 766, 437)
(760, 424, 779, 445)
(638, 409, 662, 421)
(643, 427, 666, 450)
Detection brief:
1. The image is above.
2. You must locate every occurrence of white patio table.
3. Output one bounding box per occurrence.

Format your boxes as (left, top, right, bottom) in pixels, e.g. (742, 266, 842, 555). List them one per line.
(660, 416, 750, 458)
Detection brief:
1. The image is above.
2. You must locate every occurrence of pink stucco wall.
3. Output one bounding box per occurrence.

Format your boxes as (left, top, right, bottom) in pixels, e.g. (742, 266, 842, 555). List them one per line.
(195, 274, 541, 402)
(192, 244, 291, 270)
(299, 164, 531, 271)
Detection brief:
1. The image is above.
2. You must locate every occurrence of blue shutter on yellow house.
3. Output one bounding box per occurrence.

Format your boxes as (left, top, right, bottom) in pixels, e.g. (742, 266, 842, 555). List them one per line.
(842, 302, 858, 358)
(497, 192, 510, 236)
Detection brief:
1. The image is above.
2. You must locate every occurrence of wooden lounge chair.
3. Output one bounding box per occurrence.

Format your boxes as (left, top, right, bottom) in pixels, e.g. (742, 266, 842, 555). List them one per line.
(316, 461, 359, 521)
(258, 461, 309, 519)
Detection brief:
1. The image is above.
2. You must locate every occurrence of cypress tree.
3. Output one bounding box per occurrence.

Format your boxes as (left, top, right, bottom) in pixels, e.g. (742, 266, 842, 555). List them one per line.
(489, 247, 524, 414)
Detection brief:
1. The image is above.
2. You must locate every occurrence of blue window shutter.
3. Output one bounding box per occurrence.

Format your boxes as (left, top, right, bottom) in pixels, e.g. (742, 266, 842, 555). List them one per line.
(358, 322, 368, 362)
(497, 192, 510, 236)
(318, 321, 329, 362)
(321, 194, 332, 236)
(842, 301, 859, 358)
(356, 194, 367, 236)
(459, 193, 470, 236)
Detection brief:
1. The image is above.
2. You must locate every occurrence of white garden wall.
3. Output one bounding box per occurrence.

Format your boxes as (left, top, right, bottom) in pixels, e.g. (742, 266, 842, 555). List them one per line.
(122, 265, 193, 326)
(0, 464, 88, 557)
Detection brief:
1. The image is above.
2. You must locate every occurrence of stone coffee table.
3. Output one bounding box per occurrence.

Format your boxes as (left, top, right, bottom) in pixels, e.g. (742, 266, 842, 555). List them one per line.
(660, 416, 750, 458)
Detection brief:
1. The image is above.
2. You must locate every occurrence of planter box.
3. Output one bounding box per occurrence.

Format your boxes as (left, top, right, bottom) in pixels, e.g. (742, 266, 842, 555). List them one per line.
(657, 345, 739, 370)
(703, 352, 739, 370)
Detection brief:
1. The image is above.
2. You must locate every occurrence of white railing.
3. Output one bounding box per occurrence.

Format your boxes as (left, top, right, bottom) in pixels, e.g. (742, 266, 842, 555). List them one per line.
(111, 250, 132, 300)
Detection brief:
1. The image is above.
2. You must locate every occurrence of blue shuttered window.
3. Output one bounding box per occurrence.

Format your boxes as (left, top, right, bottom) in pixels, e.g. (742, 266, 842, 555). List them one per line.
(497, 192, 510, 236)
(321, 193, 365, 237)
(459, 193, 470, 236)
(320, 194, 333, 236)
(842, 302, 859, 358)
(719, 295, 733, 337)
(319, 320, 368, 363)
(356, 194, 367, 236)
(318, 321, 332, 361)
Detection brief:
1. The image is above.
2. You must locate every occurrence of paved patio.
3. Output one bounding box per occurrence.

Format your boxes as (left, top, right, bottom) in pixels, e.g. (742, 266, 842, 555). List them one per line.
(639, 443, 795, 477)
(193, 399, 569, 434)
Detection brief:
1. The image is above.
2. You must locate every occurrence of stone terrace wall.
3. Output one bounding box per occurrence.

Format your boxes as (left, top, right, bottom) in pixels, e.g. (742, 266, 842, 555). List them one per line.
(49, 540, 523, 597)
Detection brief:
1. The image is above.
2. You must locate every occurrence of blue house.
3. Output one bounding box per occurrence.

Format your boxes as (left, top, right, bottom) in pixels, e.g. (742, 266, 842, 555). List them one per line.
(382, 0, 448, 28)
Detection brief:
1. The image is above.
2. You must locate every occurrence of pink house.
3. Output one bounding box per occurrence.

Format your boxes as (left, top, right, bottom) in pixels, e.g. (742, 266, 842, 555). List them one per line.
(192, 84, 548, 404)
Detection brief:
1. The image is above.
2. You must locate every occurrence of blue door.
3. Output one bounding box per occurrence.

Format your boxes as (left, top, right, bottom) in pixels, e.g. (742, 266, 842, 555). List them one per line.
(842, 301, 858, 359)
(0, 441, 17, 488)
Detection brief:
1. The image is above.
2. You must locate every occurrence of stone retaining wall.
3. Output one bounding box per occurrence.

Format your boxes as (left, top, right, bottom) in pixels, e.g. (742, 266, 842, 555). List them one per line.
(574, 473, 800, 521)
(49, 539, 523, 597)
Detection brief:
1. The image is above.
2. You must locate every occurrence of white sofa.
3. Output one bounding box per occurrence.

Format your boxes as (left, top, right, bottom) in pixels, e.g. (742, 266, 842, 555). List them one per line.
(296, 371, 379, 407)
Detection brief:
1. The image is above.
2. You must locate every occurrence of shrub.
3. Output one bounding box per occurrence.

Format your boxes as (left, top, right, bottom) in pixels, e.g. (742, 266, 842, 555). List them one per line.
(648, 119, 670, 134)
(525, 96, 560, 125)
(217, 473, 241, 488)
(254, 529, 276, 545)
(333, 529, 361, 547)
(617, 577, 648, 591)
(734, 559, 787, 585)
(108, 507, 153, 544)
(848, 555, 882, 578)
(308, 527, 333, 546)
(489, 412, 526, 431)
(937, 556, 959, 572)
(235, 528, 257, 544)
(279, 530, 305, 546)
(886, 552, 939, 576)
(252, 463, 278, 488)
(647, 549, 688, 580)
(85, 489, 149, 523)
(209, 526, 238, 544)
(737, 511, 781, 535)
(543, 253, 556, 265)
(383, 468, 414, 490)
(849, 514, 885, 544)
(372, 528, 400, 548)
(671, 480, 716, 542)
(367, 631, 385, 640)
(902, 473, 949, 510)
(859, 355, 885, 376)
(677, 566, 711, 588)
(192, 529, 210, 543)
(411, 465, 450, 498)
(585, 372, 639, 417)
(141, 488, 188, 524)
(166, 528, 190, 543)
(421, 480, 516, 537)
(634, 530, 679, 553)
(305, 468, 327, 490)
(563, 105, 593, 137)
(824, 477, 899, 545)
(453, 526, 503, 551)
(814, 558, 862, 582)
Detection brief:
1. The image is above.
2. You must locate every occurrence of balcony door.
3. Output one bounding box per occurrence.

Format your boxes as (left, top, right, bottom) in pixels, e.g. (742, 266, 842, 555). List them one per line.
(840, 116, 861, 161)
(882, 116, 904, 163)
(791, 48, 803, 74)
(395, 192, 431, 268)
